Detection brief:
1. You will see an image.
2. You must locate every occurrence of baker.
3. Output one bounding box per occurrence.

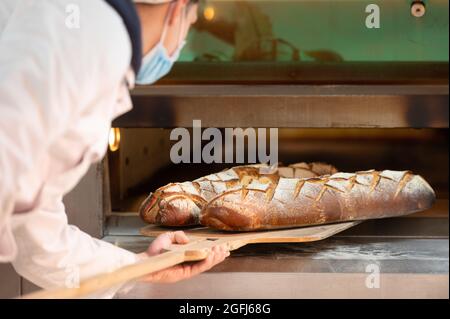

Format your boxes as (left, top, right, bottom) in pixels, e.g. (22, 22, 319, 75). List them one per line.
(0, 0, 229, 298)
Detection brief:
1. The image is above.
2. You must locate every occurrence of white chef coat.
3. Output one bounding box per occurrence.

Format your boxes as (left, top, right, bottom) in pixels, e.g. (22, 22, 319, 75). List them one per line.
(0, 0, 140, 297)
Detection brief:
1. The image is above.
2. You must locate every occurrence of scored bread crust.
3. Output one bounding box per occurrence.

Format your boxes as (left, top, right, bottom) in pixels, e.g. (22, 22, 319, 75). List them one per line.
(139, 162, 338, 226)
(200, 170, 436, 231)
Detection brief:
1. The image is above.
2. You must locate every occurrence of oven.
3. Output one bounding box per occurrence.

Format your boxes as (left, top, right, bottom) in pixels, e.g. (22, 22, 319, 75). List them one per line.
(103, 0, 448, 298)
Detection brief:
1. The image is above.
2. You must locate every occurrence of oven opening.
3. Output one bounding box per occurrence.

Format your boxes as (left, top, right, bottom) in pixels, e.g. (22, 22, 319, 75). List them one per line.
(106, 128, 449, 219)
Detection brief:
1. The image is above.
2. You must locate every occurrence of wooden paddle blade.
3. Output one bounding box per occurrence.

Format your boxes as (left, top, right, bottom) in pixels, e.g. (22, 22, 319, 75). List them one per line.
(140, 221, 360, 242)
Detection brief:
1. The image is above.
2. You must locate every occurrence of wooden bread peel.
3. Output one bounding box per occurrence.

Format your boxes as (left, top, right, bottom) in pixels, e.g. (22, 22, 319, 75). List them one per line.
(21, 221, 359, 299)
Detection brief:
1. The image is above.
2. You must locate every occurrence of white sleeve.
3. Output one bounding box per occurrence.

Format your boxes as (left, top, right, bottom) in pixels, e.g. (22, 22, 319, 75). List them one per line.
(0, 1, 83, 248)
(1, 0, 138, 297)
(0, 1, 74, 261)
(0, 0, 132, 226)
(11, 198, 138, 299)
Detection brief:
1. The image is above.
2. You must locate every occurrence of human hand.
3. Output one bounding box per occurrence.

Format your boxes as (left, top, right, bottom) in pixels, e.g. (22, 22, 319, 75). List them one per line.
(138, 231, 229, 284)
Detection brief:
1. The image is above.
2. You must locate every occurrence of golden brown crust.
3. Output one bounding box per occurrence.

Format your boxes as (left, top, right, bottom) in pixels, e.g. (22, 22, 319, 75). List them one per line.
(139, 162, 338, 226)
(200, 170, 436, 231)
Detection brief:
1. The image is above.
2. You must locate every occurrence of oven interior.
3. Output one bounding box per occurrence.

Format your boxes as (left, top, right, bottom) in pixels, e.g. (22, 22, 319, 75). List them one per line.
(106, 128, 449, 219)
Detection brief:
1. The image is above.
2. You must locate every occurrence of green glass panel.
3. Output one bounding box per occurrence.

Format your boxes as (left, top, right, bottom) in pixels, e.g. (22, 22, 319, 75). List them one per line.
(179, 0, 449, 63)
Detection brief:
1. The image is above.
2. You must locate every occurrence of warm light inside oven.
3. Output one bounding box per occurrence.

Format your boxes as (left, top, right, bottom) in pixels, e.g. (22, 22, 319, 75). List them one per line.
(109, 128, 121, 152)
(203, 6, 215, 21)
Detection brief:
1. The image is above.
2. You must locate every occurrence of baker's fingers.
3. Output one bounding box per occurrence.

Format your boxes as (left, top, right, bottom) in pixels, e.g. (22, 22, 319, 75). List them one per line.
(141, 245, 230, 283)
(185, 245, 229, 277)
(146, 231, 189, 256)
(167, 231, 190, 244)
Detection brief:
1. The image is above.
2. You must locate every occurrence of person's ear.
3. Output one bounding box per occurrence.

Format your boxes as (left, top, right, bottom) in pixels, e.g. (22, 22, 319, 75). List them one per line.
(168, 0, 189, 25)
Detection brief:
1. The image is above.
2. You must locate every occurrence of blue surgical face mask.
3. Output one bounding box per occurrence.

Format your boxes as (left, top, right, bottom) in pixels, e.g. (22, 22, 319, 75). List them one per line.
(136, 4, 187, 85)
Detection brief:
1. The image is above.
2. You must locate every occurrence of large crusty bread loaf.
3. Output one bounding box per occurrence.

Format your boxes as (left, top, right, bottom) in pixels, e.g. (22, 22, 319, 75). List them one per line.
(139, 162, 338, 226)
(200, 170, 436, 231)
